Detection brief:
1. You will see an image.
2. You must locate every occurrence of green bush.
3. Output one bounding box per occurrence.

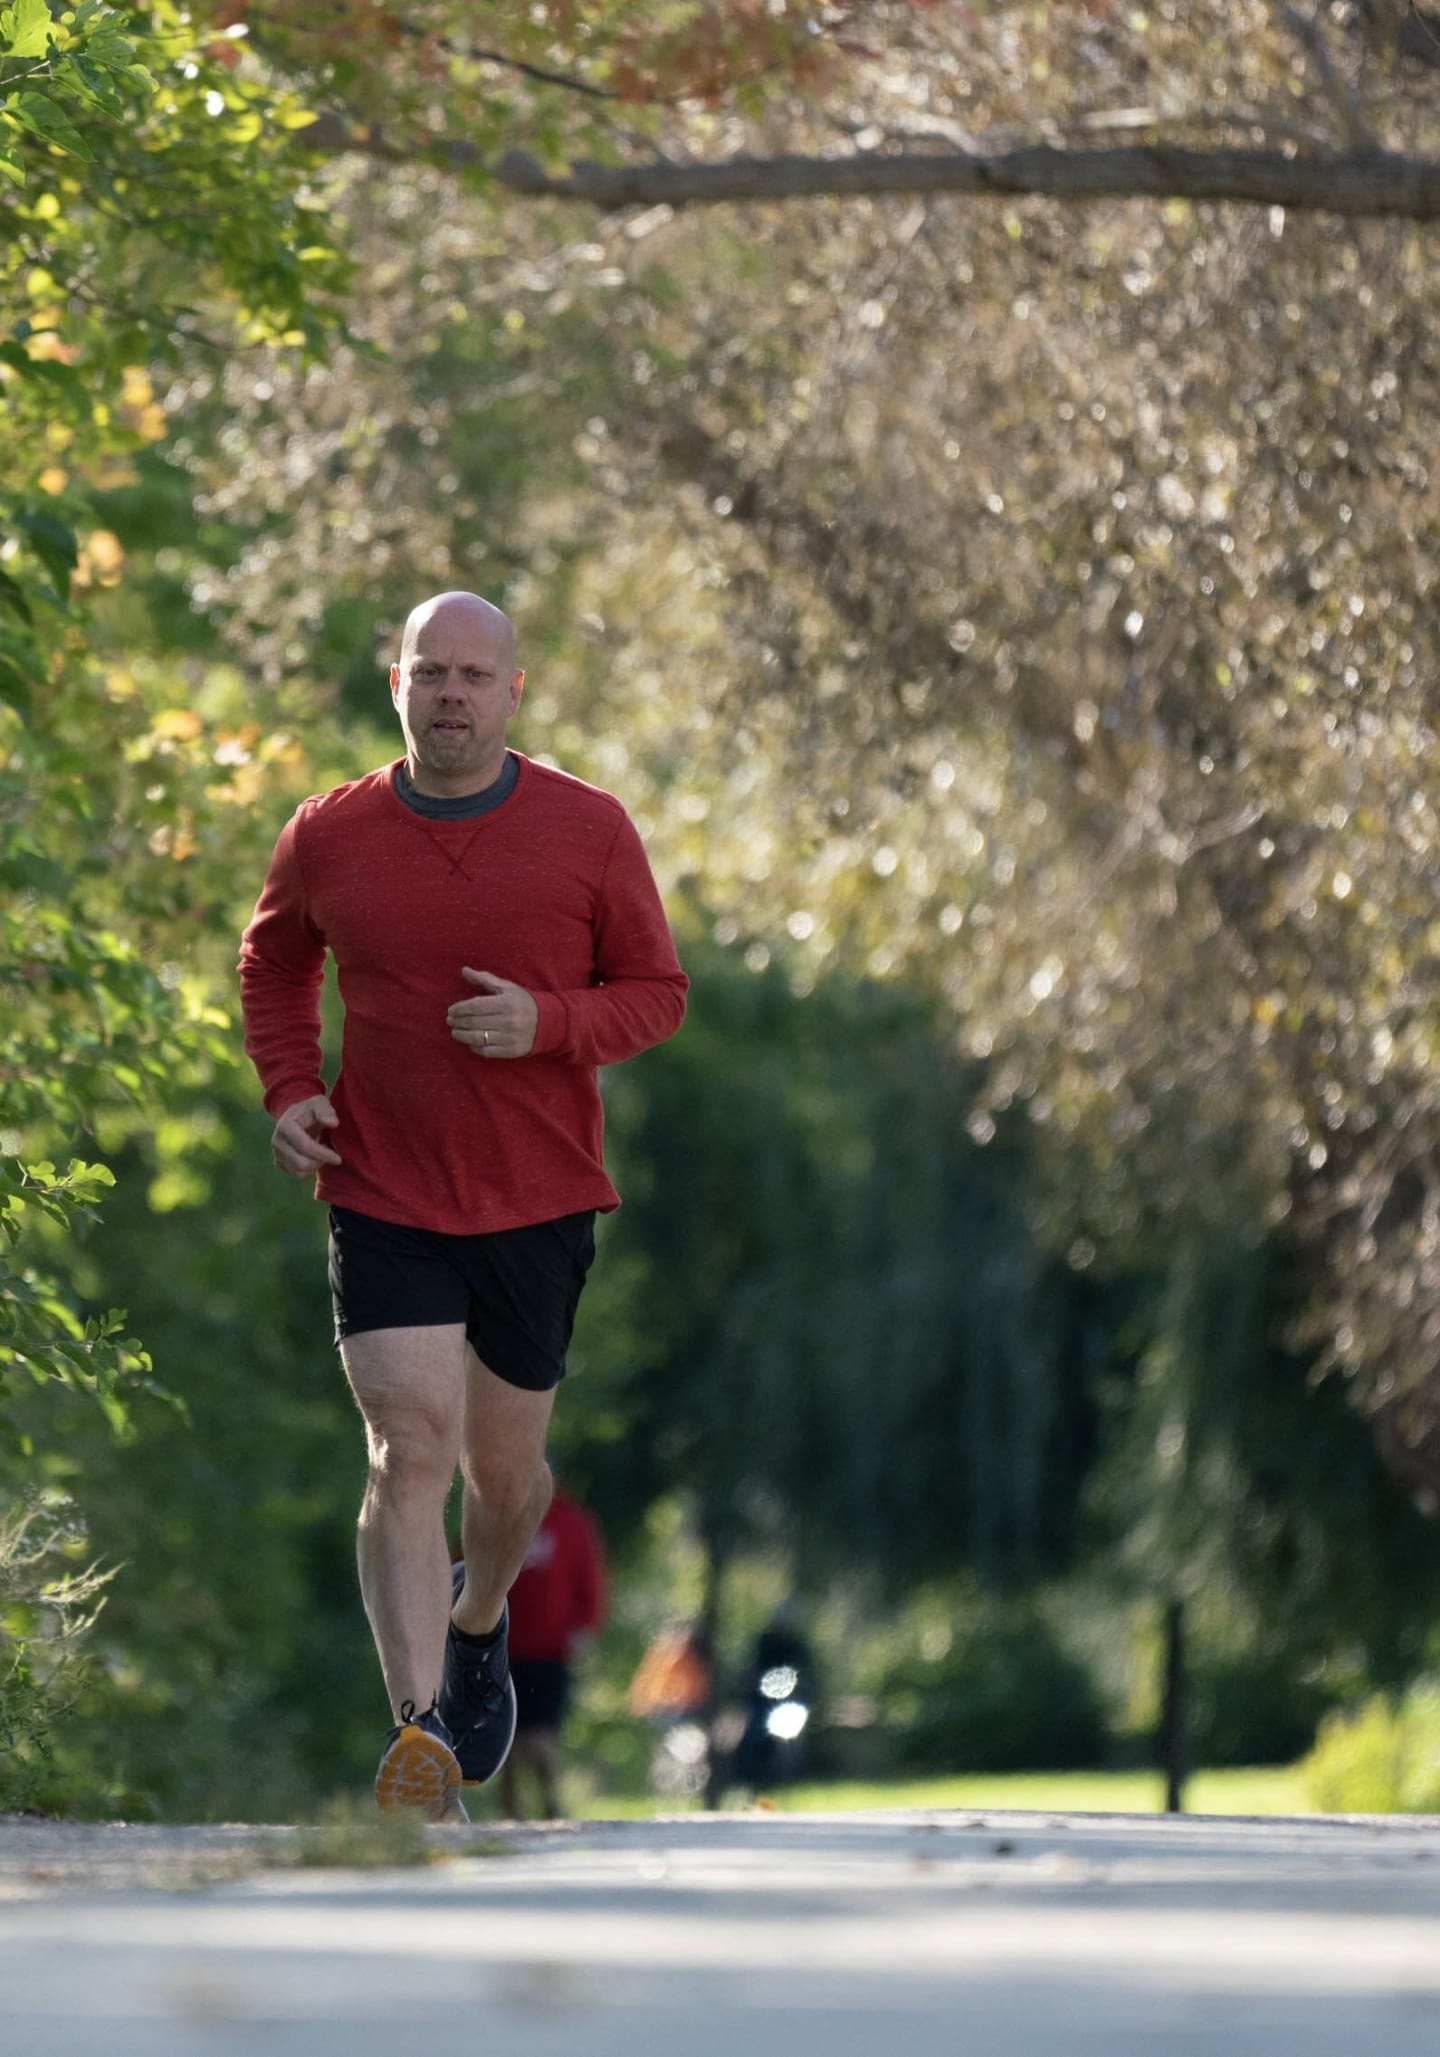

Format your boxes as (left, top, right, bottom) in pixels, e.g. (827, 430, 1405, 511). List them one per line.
(0, 1498, 110, 1812)
(1186, 1653, 1334, 1768)
(1301, 1681, 1440, 1814)
(882, 1595, 1106, 1774)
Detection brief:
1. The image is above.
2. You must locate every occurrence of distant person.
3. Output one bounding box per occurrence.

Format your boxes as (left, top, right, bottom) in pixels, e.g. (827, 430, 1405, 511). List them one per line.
(497, 1480, 608, 1819)
(239, 590, 687, 1821)
(733, 1605, 817, 1791)
(628, 1623, 714, 1723)
(628, 1623, 716, 1802)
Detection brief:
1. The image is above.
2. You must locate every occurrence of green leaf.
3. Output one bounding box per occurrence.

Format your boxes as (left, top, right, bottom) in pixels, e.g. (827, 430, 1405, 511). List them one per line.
(0, 567, 33, 623)
(2, 0, 54, 60)
(11, 92, 94, 162)
(19, 508, 76, 594)
(0, 652, 33, 718)
(0, 339, 78, 387)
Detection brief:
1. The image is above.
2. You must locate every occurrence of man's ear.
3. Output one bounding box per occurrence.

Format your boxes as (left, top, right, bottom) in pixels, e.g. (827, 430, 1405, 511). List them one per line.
(510, 668, 525, 713)
(389, 663, 401, 702)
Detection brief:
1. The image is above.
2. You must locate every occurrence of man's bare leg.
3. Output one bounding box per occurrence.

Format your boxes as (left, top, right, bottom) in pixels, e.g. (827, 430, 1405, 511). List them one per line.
(500, 1737, 526, 1819)
(529, 1726, 563, 1819)
(341, 1324, 466, 1716)
(501, 1729, 561, 1819)
(452, 1344, 555, 1636)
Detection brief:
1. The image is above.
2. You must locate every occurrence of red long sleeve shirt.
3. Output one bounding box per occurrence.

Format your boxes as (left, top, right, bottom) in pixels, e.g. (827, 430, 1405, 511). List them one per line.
(238, 755, 688, 1235)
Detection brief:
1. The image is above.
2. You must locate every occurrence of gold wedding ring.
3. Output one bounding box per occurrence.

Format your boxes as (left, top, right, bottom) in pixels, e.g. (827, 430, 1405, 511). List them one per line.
(482, 1029, 490, 1048)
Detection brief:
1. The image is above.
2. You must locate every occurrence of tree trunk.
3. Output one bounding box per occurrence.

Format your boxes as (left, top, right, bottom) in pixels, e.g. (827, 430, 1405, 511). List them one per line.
(1159, 1598, 1189, 1815)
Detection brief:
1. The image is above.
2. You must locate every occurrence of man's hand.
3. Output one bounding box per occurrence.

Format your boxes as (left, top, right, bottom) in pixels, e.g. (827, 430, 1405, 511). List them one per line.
(271, 1095, 342, 1177)
(448, 967, 539, 1058)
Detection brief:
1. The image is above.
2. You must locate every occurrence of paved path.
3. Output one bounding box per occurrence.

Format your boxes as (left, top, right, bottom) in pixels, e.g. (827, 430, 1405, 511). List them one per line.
(4, 1809, 1440, 2055)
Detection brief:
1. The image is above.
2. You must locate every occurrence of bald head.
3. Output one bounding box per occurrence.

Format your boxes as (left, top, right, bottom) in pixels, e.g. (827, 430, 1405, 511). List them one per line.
(399, 590, 516, 675)
(390, 589, 525, 799)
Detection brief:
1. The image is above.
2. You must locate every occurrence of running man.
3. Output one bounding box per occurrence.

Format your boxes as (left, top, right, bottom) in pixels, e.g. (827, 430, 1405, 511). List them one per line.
(239, 591, 687, 1820)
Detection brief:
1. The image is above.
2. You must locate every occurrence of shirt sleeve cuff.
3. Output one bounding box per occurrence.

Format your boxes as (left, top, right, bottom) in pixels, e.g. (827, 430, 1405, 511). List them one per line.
(530, 989, 570, 1058)
(264, 1077, 327, 1118)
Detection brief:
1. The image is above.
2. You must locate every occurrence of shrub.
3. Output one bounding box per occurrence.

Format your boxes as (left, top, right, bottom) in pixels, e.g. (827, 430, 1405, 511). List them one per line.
(882, 1594, 1106, 1773)
(0, 1498, 109, 1812)
(1186, 1653, 1334, 1767)
(1301, 1681, 1440, 1814)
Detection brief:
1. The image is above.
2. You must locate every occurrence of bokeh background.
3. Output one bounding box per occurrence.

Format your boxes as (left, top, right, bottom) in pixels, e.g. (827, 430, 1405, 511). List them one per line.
(8, 1, 1440, 1821)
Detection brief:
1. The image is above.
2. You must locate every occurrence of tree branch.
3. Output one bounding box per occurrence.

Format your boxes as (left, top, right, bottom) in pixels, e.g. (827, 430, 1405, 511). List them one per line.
(488, 140, 1440, 218)
(1399, 4, 1440, 64)
(394, 22, 615, 100)
(295, 115, 1440, 219)
(1355, 0, 1440, 69)
(1271, 1, 1378, 149)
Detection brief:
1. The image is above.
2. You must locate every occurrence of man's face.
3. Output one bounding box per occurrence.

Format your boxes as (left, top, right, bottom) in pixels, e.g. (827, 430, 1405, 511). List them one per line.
(390, 605, 523, 790)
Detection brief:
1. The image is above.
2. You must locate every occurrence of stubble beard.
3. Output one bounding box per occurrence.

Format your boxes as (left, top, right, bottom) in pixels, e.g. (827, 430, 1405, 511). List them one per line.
(419, 719, 478, 774)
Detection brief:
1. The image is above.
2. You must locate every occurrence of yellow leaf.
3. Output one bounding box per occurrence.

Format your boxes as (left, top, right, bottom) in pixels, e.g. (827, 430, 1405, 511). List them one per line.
(26, 330, 76, 364)
(152, 708, 203, 742)
(84, 529, 124, 576)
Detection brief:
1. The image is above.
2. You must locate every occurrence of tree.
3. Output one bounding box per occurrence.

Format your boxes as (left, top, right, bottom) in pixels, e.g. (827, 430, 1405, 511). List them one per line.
(0, 0, 350, 1792)
(263, 2, 1440, 221)
(572, 957, 1107, 1603)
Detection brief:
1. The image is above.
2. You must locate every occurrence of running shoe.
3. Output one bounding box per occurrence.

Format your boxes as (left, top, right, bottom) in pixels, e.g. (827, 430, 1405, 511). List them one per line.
(374, 1697, 467, 1822)
(438, 1596, 518, 1785)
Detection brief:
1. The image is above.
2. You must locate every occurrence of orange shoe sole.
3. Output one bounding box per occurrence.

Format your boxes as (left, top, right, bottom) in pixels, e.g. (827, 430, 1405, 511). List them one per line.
(375, 1723, 467, 1822)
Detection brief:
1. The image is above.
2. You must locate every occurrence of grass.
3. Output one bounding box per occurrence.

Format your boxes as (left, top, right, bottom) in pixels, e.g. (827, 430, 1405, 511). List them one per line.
(576, 1764, 1309, 1820)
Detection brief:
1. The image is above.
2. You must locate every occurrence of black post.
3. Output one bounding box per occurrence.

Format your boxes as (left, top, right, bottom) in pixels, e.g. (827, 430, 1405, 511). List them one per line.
(699, 1526, 728, 1811)
(1159, 1597, 1188, 1815)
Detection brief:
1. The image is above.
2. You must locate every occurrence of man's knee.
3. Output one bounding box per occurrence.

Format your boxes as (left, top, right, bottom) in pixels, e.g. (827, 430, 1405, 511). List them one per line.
(362, 1400, 460, 1496)
(462, 1449, 552, 1526)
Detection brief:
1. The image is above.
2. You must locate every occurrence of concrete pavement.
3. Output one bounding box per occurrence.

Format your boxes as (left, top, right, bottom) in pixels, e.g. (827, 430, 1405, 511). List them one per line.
(3, 1808, 1440, 2055)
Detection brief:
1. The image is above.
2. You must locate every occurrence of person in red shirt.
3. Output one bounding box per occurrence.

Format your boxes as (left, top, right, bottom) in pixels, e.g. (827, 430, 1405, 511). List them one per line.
(499, 1481, 608, 1820)
(238, 591, 686, 1821)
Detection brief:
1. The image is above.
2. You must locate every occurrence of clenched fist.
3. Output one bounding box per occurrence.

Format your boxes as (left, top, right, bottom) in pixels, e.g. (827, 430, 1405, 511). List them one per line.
(447, 967, 539, 1059)
(271, 1094, 343, 1177)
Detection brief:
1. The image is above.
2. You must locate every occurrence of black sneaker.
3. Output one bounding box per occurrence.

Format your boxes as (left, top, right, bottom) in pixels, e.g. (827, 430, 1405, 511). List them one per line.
(374, 1697, 467, 1822)
(438, 1595, 518, 1785)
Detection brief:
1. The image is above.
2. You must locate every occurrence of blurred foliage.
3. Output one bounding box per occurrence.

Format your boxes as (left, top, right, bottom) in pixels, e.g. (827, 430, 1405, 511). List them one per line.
(579, 952, 1104, 1593)
(0, 1494, 111, 1809)
(1301, 1679, 1440, 1813)
(867, 1583, 1109, 1775)
(1086, 1225, 1440, 1685)
(1183, 1651, 1338, 1769)
(0, 0, 358, 1801)
(0, 0, 347, 1452)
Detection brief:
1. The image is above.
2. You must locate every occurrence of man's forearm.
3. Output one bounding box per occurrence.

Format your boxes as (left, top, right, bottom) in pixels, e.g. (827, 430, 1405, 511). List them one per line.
(529, 972, 689, 1068)
(238, 953, 327, 1115)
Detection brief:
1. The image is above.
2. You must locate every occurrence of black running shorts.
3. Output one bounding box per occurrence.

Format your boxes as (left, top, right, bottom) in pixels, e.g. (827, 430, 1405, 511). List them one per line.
(511, 1657, 572, 1733)
(327, 1205, 597, 1393)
